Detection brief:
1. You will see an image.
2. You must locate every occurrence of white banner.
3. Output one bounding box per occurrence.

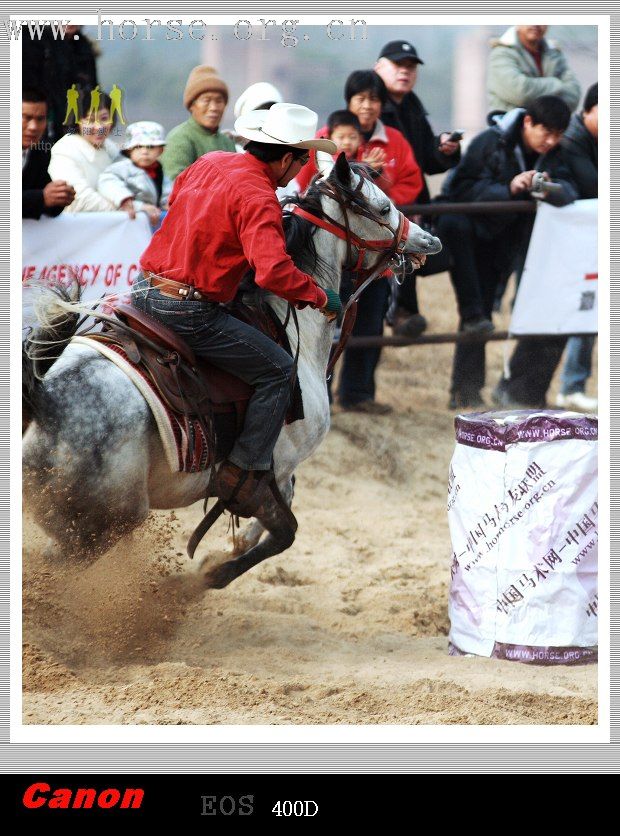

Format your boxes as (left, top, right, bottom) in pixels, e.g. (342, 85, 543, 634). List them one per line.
(509, 199, 598, 335)
(22, 212, 152, 330)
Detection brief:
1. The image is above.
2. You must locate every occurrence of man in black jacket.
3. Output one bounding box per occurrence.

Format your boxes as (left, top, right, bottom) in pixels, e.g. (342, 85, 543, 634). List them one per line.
(22, 89, 75, 219)
(22, 25, 98, 141)
(560, 82, 597, 198)
(375, 40, 461, 336)
(436, 95, 576, 408)
(495, 84, 598, 412)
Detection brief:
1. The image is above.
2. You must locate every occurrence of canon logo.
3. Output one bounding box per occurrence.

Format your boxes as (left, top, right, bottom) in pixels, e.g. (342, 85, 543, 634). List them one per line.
(22, 783, 144, 810)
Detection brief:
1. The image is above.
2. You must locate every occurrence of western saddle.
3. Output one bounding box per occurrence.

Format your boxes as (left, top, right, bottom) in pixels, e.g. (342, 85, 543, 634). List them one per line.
(97, 298, 300, 469)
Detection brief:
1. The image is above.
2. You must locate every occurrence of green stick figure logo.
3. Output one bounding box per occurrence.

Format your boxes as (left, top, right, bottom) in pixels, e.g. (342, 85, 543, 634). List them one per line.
(62, 83, 79, 125)
(86, 85, 101, 120)
(109, 84, 126, 124)
(62, 84, 127, 126)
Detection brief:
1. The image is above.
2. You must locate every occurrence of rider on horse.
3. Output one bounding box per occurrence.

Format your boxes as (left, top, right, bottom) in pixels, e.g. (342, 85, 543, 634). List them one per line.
(135, 103, 342, 517)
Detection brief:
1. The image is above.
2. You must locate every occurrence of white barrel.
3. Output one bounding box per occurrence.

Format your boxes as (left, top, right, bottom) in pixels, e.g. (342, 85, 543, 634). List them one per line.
(447, 409, 598, 665)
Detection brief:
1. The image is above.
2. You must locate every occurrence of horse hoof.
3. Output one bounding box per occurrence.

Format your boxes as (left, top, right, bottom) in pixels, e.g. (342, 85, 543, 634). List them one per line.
(203, 562, 235, 589)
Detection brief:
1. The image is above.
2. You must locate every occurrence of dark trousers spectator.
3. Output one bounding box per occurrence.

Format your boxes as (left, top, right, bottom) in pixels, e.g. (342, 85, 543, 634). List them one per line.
(494, 336, 568, 408)
(438, 213, 525, 321)
(438, 214, 527, 403)
(395, 272, 421, 315)
(336, 271, 390, 409)
(395, 241, 452, 314)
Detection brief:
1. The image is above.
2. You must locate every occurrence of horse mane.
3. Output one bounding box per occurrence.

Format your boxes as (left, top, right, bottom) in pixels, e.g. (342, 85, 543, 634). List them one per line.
(282, 162, 372, 284)
(281, 188, 327, 280)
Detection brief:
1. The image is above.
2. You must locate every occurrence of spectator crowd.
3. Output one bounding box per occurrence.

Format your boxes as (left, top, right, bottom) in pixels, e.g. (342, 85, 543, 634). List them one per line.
(22, 24, 598, 415)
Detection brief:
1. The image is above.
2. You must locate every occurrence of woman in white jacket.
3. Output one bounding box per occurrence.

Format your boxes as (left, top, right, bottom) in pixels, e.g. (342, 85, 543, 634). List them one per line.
(48, 91, 132, 215)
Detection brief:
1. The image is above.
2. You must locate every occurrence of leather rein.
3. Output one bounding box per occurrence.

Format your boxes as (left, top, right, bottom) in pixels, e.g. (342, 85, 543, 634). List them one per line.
(290, 172, 410, 379)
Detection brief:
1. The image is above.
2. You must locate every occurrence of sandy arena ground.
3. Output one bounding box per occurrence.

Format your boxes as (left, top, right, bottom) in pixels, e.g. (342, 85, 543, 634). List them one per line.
(22, 273, 598, 725)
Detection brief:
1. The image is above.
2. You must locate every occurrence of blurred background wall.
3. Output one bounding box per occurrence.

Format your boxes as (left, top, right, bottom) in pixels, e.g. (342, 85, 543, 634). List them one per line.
(88, 23, 597, 138)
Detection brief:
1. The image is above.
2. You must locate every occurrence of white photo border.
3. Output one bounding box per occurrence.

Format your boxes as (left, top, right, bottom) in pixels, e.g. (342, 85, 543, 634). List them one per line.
(4, 4, 615, 769)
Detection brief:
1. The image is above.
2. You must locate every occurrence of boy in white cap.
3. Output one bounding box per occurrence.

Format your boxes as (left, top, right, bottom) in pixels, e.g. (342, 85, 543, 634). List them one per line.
(98, 121, 172, 227)
(230, 81, 284, 152)
(137, 103, 341, 515)
(234, 81, 284, 120)
(229, 82, 296, 199)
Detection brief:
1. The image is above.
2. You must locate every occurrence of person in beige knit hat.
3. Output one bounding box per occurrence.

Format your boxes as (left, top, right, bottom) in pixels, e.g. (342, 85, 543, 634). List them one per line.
(183, 66, 228, 105)
(161, 65, 235, 181)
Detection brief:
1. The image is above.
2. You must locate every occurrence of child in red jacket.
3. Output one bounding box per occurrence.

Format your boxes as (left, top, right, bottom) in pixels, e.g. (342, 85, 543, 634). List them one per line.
(323, 109, 386, 171)
(295, 77, 423, 207)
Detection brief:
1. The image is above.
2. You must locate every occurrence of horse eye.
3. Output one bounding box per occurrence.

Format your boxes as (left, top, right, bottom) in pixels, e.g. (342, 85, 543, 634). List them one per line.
(380, 204, 391, 216)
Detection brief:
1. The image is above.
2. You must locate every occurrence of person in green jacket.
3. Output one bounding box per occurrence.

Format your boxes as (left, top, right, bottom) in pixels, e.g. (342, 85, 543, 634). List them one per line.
(487, 26, 581, 115)
(161, 64, 236, 181)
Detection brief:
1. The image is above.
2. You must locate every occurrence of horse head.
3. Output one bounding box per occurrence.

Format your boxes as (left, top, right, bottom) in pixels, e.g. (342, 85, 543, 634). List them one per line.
(315, 152, 442, 271)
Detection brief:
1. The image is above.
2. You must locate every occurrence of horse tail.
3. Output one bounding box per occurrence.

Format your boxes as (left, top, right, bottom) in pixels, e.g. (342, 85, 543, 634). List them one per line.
(22, 339, 39, 432)
(22, 281, 83, 430)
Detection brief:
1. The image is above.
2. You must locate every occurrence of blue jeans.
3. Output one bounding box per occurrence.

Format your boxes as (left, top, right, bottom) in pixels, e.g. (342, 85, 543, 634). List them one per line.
(133, 287, 293, 471)
(560, 335, 596, 395)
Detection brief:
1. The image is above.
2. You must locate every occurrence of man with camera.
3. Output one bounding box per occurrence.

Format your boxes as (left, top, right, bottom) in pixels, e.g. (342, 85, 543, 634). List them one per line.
(436, 95, 577, 409)
(495, 84, 599, 412)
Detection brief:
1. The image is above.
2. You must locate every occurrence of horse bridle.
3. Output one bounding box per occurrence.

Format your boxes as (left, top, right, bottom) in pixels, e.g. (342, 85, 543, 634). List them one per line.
(290, 170, 411, 378)
(291, 174, 410, 278)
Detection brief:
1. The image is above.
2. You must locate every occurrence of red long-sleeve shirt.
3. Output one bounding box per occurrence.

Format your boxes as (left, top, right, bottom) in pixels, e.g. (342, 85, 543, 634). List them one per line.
(296, 120, 424, 205)
(141, 151, 327, 309)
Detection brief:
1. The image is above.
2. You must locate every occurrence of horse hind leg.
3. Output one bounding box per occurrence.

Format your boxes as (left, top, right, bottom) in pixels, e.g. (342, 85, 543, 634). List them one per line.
(24, 433, 150, 562)
(203, 478, 297, 589)
(30, 479, 150, 563)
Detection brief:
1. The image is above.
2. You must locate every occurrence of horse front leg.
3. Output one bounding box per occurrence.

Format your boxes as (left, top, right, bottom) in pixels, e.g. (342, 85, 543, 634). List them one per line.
(203, 476, 297, 589)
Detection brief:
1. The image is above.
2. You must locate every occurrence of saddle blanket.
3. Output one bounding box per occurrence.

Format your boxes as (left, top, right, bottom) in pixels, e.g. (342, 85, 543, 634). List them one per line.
(72, 335, 210, 473)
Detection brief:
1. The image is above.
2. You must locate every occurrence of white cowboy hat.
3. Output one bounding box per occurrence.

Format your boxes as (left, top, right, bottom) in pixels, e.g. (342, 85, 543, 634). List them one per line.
(234, 82, 284, 119)
(234, 102, 336, 153)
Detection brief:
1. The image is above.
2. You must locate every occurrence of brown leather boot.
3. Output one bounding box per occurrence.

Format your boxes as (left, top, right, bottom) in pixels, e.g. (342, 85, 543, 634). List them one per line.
(215, 461, 273, 518)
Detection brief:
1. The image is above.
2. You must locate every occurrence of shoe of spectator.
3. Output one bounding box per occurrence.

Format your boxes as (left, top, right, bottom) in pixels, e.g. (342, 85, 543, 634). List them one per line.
(387, 305, 412, 328)
(491, 386, 540, 411)
(448, 391, 485, 410)
(556, 392, 598, 413)
(461, 316, 495, 334)
(340, 400, 393, 415)
(392, 311, 428, 339)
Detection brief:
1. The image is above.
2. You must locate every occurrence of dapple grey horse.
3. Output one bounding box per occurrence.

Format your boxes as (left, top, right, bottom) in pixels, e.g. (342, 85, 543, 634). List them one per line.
(23, 154, 441, 588)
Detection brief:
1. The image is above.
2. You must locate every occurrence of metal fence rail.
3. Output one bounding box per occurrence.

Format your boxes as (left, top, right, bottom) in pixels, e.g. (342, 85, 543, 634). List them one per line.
(336, 199, 593, 349)
(344, 332, 593, 348)
(398, 200, 537, 216)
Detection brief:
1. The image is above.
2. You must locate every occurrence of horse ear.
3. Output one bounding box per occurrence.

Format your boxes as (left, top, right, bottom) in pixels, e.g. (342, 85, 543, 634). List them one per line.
(316, 150, 334, 178)
(334, 151, 351, 183)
